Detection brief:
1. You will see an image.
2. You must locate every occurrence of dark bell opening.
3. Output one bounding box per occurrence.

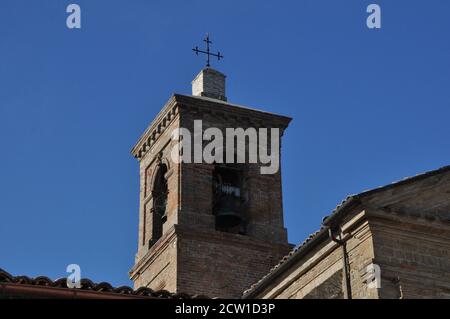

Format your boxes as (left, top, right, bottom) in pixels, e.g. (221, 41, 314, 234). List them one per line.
(216, 212, 242, 229)
(213, 166, 244, 232)
(215, 194, 242, 228)
(151, 163, 168, 244)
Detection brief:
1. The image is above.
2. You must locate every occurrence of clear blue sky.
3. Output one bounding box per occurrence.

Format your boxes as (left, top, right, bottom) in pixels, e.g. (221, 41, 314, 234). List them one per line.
(1, 0, 449, 287)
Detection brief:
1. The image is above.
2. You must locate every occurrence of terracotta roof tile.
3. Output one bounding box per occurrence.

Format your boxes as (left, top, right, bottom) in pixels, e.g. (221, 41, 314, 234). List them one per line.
(0, 268, 207, 299)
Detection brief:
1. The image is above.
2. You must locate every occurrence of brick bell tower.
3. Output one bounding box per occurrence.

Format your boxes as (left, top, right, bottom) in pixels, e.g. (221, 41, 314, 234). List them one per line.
(129, 67, 292, 298)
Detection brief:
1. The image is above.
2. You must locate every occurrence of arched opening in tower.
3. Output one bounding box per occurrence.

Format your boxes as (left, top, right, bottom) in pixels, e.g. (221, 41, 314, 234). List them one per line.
(212, 165, 245, 234)
(152, 163, 168, 242)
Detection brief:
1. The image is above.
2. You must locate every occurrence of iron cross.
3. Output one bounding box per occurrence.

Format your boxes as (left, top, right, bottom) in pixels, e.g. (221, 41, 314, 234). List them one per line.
(192, 34, 223, 68)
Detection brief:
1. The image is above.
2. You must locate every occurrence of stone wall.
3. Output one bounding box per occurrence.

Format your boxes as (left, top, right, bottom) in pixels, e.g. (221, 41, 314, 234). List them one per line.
(248, 213, 377, 299)
(245, 168, 450, 299)
(370, 213, 450, 298)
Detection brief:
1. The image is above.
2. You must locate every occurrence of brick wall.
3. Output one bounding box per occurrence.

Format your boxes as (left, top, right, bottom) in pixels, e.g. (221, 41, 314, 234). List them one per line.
(245, 168, 450, 299)
(131, 94, 292, 298)
(131, 227, 178, 291)
(370, 213, 450, 298)
(248, 214, 377, 299)
(176, 225, 291, 298)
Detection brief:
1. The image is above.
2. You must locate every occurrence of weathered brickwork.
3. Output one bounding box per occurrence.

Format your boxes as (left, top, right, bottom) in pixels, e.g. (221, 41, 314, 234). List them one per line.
(176, 225, 290, 298)
(132, 228, 178, 292)
(244, 166, 450, 299)
(134, 103, 181, 263)
(129, 68, 450, 299)
(371, 218, 450, 298)
(245, 216, 376, 299)
(368, 171, 450, 298)
(192, 68, 227, 101)
(130, 88, 293, 298)
(176, 96, 289, 243)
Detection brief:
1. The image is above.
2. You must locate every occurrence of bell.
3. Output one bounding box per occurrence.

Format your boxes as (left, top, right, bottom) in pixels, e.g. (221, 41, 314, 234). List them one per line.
(215, 194, 242, 228)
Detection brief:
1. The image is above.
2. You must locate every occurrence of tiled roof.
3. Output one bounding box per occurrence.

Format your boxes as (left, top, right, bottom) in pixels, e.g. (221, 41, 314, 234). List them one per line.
(243, 164, 450, 298)
(323, 164, 450, 227)
(176, 94, 293, 121)
(0, 268, 206, 299)
(241, 228, 327, 298)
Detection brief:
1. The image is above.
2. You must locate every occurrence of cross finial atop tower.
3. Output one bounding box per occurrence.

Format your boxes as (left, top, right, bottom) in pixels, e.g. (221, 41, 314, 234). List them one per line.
(192, 34, 223, 68)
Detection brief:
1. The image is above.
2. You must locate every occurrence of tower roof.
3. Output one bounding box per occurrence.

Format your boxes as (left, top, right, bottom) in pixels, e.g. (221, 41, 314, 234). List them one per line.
(131, 93, 292, 160)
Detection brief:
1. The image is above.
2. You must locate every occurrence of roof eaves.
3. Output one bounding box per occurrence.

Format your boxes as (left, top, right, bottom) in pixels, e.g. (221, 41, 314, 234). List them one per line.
(243, 164, 450, 298)
(0, 268, 207, 299)
(242, 228, 328, 298)
(323, 165, 450, 226)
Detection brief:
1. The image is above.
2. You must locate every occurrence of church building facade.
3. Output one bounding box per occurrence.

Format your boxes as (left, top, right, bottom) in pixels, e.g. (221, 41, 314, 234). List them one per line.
(128, 67, 450, 299)
(2, 67, 449, 300)
(243, 165, 450, 299)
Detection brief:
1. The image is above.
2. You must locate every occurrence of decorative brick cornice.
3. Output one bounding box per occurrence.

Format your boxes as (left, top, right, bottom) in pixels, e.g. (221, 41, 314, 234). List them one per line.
(131, 96, 180, 160)
(129, 225, 178, 279)
(175, 94, 292, 130)
(131, 94, 293, 161)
